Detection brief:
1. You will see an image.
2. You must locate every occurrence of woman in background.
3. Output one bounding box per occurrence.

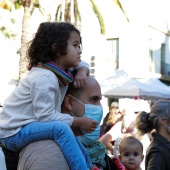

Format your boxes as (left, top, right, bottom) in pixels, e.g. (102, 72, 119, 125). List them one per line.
(100, 102, 122, 137)
(135, 101, 170, 170)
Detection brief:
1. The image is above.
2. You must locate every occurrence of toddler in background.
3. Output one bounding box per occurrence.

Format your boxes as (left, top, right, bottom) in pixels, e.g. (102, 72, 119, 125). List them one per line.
(119, 136, 144, 170)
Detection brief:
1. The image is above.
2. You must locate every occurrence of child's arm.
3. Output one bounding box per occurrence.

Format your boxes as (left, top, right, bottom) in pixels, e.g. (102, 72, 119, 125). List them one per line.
(75, 137, 93, 169)
(73, 60, 90, 88)
(72, 117, 98, 133)
(99, 133, 114, 154)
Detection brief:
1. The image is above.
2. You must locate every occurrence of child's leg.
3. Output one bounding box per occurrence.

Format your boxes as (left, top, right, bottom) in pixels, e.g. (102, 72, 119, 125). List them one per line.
(76, 137, 93, 169)
(1, 121, 90, 170)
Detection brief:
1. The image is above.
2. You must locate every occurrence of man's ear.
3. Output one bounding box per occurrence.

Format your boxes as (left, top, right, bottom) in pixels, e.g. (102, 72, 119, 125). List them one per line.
(63, 94, 74, 111)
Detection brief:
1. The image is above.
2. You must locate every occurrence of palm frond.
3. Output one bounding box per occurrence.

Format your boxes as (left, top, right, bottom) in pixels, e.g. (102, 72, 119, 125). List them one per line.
(65, 0, 71, 22)
(14, 0, 22, 9)
(0, 26, 16, 39)
(55, 4, 62, 22)
(10, 18, 16, 24)
(113, 0, 129, 22)
(0, 0, 12, 10)
(89, 0, 105, 34)
(74, 0, 81, 25)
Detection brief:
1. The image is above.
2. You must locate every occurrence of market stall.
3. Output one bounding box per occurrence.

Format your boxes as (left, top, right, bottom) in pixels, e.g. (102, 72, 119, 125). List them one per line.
(101, 69, 170, 101)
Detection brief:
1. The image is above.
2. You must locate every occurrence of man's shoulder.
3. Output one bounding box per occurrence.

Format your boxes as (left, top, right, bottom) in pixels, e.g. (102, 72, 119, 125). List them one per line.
(18, 140, 69, 170)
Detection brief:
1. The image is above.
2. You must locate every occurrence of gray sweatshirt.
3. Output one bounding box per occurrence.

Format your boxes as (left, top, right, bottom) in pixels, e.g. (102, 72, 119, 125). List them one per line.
(0, 61, 89, 138)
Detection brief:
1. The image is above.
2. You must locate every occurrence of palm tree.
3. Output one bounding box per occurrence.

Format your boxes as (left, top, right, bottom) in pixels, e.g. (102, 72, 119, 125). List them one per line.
(0, 0, 128, 80)
(113, 0, 129, 22)
(0, 0, 106, 79)
(14, 0, 51, 79)
(0, 22, 17, 39)
(55, 0, 105, 34)
(0, 0, 50, 79)
(18, 0, 32, 79)
(0, 2, 17, 39)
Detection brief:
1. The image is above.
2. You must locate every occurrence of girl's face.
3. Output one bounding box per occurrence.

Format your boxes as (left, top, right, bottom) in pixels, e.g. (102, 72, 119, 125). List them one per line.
(119, 144, 144, 170)
(56, 31, 82, 70)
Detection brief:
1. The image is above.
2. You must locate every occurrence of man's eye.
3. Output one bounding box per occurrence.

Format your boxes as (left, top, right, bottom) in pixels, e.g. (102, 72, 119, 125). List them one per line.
(92, 97, 99, 102)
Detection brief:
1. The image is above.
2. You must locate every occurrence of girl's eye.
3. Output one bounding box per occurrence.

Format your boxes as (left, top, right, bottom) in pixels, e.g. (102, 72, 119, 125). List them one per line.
(73, 44, 83, 51)
(73, 44, 81, 49)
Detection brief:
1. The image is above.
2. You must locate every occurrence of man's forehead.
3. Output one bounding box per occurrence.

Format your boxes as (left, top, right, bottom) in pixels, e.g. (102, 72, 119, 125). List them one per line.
(83, 80, 102, 99)
(84, 76, 100, 88)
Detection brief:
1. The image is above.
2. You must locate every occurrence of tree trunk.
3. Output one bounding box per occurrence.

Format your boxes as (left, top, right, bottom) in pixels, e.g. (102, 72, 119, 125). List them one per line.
(61, 0, 65, 22)
(70, 0, 74, 24)
(19, 3, 31, 80)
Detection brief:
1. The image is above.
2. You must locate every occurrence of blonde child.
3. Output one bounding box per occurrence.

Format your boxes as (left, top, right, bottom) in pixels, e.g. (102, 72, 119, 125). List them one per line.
(119, 136, 144, 170)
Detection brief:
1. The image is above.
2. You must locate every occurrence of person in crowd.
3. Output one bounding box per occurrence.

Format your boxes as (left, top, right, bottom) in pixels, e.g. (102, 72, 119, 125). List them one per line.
(61, 74, 105, 170)
(99, 108, 137, 155)
(100, 102, 122, 137)
(2, 74, 118, 170)
(0, 22, 98, 170)
(135, 101, 170, 170)
(119, 136, 144, 170)
(0, 147, 7, 170)
(100, 108, 150, 170)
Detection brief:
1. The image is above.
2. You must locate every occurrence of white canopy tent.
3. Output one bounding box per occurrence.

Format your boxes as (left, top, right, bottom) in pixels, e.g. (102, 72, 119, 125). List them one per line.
(101, 69, 170, 101)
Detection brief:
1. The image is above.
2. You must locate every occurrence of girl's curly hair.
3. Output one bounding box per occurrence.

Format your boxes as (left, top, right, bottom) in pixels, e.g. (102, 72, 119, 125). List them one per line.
(26, 22, 81, 70)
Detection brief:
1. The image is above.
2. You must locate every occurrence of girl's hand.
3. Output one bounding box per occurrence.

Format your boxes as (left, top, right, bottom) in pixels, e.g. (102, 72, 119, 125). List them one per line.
(72, 117, 98, 133)
(73, 67, 89, 88)
(79, 117, 98, 133)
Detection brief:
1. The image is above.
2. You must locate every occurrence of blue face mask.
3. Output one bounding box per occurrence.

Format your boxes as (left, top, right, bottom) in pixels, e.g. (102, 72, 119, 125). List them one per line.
(73, 97, 103, 145)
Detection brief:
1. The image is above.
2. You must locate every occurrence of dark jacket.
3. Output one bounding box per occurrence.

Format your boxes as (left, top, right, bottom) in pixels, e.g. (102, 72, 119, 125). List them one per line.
(145, 133, 170, 170)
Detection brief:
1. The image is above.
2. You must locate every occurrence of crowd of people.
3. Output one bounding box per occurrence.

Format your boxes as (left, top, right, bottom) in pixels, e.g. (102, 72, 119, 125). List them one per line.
(0, 21, 170, 170)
